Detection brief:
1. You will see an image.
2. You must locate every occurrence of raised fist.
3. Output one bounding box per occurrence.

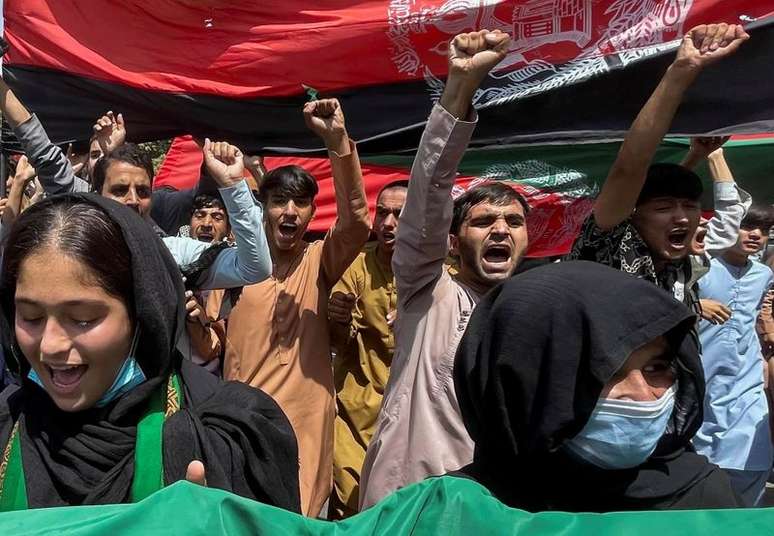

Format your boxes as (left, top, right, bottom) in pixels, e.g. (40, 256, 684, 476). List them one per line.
(674, 23, 749, 72)
(448, 30, 510, 85)
(203, 139, 245, 187)
(688, 136, 730, 159)
(303, 98, 347, 149)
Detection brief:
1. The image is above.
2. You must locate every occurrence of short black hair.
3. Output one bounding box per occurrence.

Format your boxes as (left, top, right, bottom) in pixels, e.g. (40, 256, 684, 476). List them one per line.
(451, 182, 530, 235)
(377, 180, 409, 202)
(258, 165, 318, 203)
(92, 143, 154, 194)
(742, 203, 774, 231)
(637, 163, 703, 206)
(191, 192, 227, 214)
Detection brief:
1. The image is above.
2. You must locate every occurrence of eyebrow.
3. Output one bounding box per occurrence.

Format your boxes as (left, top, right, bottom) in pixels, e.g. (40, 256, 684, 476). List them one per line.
(15, 297, 108, 308)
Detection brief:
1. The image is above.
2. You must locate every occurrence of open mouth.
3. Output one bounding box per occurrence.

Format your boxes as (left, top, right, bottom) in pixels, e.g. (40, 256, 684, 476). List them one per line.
(667, 229, 689, 249)
(382, 231, 396, 243)
(482, 243, 512, 269)
(46, 364, 88, 395)
(743, 240, 762, 249)
(278, 222, 298, 238)
(196, 232, 214, 243)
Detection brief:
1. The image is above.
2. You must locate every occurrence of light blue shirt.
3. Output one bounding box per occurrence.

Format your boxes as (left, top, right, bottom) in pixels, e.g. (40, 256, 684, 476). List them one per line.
(694, 257, 774, 471)
(161, 180, 271, 289)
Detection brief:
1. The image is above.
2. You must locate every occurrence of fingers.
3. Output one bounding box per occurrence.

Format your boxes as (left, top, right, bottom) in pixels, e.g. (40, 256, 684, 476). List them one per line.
(185, 460, 207, 487)
(116, 113, 125, 129)
(203, 139, 242, 164)
(305, 98, 340, 119)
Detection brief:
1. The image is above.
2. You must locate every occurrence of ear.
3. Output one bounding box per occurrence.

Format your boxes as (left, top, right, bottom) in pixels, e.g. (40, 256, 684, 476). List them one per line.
(449, 233, 459, 257)
(311, 203, 317, 217)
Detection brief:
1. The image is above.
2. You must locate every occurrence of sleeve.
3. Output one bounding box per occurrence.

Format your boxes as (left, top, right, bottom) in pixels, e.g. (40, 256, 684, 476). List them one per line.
(704, 182, 752, 257)
(330, 260, 364, 352)
(565, 213, 627, 267)
(151, 187, 198, 235)
(756, 273, 774, 340)
(167, 180, 272, 290)
(13, 114, 89, 195)
(320, 142, 371, 289)
(392, 104, 477, 306)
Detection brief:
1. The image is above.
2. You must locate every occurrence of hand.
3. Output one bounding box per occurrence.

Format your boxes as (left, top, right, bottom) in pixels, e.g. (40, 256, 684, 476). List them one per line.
(28, 178, 45, 205)
(386, 309, 397, 328)
(700, 299, 732, 325)
(441, 30, 511, 118)
(303, 99, 348, 151)
(243, 154, 266, 185)
(185, 460, 207, 487)
(0, 198, 7, 219)
(92, 111, 126, 155)
(66, 143, 86, 176)
(761, 334, 774, 359)
(329, 292, 356, 324)
(673, 24, 749, 73)
(689, 136, 730, 159)
(184, 291, 207, 324)
(202, 139, 245, 187)
(12, 155, 36, 186)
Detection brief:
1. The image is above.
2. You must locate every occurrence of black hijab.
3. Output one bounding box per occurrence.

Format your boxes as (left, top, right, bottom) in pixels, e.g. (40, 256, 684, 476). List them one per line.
(454, 261, 739, 512)
(0, 194, 300, 511)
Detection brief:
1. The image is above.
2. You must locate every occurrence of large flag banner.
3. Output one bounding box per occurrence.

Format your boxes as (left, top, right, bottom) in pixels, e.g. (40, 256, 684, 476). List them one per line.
(2, 1, 774, 154)
(155, 134, 774, 258)
(0, 477, 773, 535)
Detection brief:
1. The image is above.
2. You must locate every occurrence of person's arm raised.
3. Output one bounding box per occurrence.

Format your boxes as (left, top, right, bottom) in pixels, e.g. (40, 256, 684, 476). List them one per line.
(393, 30, 509, 304)
(593, 23, 749, 231)
(178, 140, 272, 290)
(304, 98, 371, 288)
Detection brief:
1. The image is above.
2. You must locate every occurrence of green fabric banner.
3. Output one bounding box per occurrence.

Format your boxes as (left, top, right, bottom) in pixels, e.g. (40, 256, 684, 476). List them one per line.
(2, 476, 773, 535)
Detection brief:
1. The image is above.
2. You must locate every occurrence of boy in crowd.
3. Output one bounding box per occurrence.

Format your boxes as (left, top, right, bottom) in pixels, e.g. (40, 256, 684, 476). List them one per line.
(694, 204, 774, 507)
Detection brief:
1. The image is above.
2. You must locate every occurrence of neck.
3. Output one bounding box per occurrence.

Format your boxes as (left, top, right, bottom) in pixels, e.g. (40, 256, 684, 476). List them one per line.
(722, 249, 749, 267)
(376, 243, 393, 269)
(455, 271, 491, 296)
(269, 239, 306, 269)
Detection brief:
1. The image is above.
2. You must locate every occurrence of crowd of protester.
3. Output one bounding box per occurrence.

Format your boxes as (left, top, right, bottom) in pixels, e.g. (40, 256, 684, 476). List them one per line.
(0, 22, 773, 521)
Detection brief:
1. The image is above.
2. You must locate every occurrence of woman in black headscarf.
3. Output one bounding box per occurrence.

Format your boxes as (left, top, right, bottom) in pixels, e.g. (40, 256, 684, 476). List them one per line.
(0, 194, 300, 511)
(454, 261, 739, 512)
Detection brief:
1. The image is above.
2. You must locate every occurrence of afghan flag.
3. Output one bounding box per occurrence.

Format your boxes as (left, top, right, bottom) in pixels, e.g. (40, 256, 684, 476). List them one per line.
(155, 133, 774, 258)
(2, 1, 774, 154)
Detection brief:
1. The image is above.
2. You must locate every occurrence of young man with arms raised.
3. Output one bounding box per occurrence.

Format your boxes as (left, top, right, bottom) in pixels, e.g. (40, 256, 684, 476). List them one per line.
(359, 30, 530, 509)
(223, 98, 370, 517)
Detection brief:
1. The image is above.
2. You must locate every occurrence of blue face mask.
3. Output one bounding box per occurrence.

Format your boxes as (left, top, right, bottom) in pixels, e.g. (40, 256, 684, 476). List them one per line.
(28, 329, 146, 408)
(564, 385, 676, 470)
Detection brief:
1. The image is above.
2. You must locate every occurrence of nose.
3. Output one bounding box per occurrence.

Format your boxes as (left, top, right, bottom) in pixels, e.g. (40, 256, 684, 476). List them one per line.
(39, 318, 72, 358)
(383, 213, 398, 229)
(610, 370, 660, 402)
(283, 200, 299, 217)
(673, 204, 689, 224)
(490, 216, 509, 236)
(125, 187, 139, 207)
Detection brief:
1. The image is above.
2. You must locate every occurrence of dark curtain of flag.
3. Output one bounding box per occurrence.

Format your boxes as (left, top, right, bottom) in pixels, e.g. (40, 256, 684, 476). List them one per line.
(3, 14, 773, 154)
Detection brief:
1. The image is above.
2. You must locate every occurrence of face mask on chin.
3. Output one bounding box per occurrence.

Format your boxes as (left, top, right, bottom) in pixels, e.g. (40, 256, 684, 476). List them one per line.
(27, 328, 147, 409)
(564, 384, 677, 470)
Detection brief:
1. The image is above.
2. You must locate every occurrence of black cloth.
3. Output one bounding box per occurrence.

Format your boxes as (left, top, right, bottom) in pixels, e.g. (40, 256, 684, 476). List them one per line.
(150, 187, 198, 236)
(0, 193, 300, 511)
(454, 260, 739, 512)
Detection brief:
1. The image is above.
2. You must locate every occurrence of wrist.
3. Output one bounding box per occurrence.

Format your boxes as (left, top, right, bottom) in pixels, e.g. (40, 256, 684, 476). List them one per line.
(439, 76, 477, 119)
(664, 63, 700, 88)
(324, 132, 350, 154)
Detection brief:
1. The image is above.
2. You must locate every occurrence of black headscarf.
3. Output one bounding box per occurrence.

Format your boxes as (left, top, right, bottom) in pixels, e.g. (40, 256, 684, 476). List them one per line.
(454, 261, 739, 512)
(0, 193, 300, 511)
